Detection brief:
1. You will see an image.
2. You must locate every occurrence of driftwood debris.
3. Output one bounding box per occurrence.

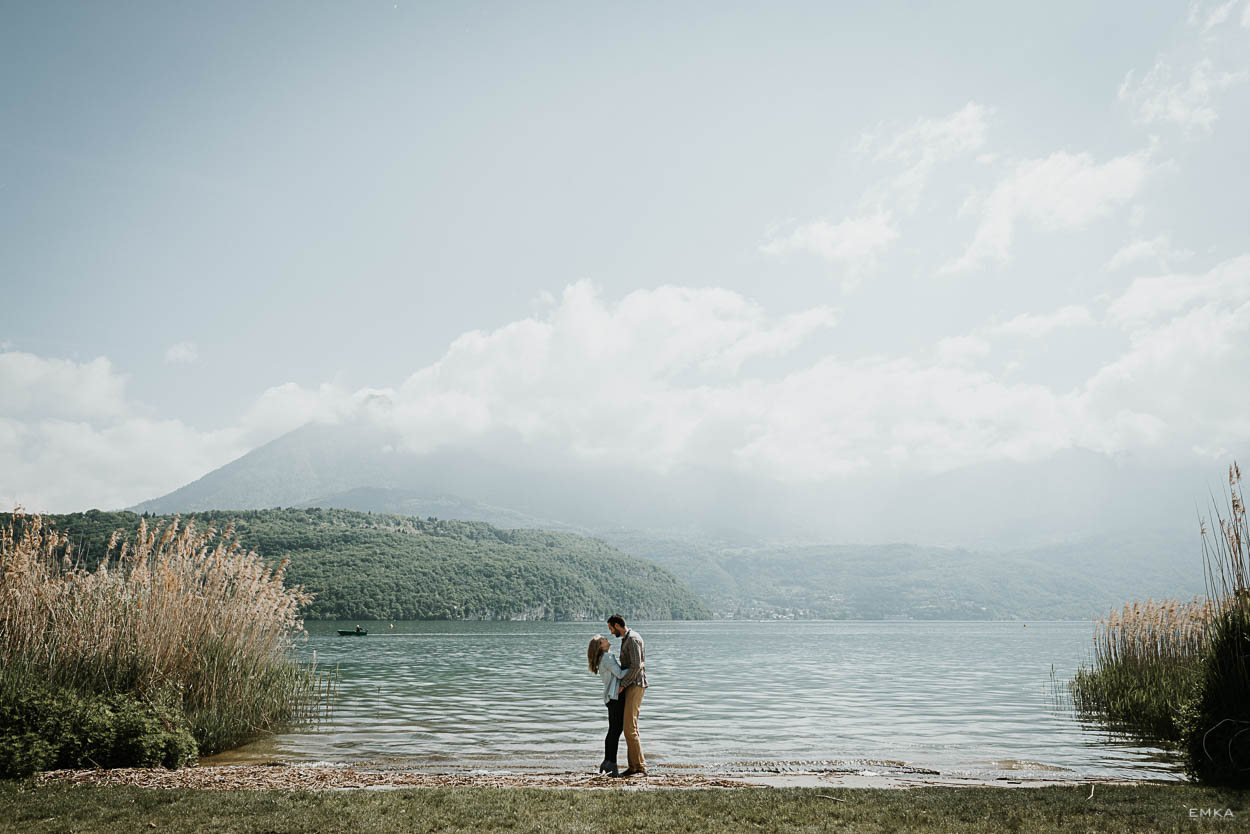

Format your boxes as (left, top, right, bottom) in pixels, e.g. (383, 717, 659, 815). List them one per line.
(38, 765, 748, 792)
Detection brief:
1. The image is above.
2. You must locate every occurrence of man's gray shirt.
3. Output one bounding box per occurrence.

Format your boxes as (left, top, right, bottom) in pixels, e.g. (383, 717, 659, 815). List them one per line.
(618, 628, 647, 690)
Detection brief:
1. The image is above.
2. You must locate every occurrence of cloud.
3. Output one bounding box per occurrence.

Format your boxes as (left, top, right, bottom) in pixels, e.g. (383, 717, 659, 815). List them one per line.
(1105, 236, 1196, 271)
(0, 352, 129, 420)
(984, 305, 1096, 338)
(164, 342, 199, 364)
(0, 351, 382, 512)
(730, 356, 1080, 478)
(936, 335, 991, 365)
(1244, 0, 1250, 27)
(1081, 303, 1250, 455)
(860, 102, 990, 164)
(1119, 58, 1249, 133)
(239, 381, 395, 441)
(764, 103, 990, 287)
(1106, 254, 1250, 327)
(386, 282, 838, 462)
(0, 416, 243, 515)
(940, 147, 1153, 274)
(1188, 0, 1239, 29)
(858, 102, 991, 212)
(760, 212, 899, 289)
(0, 350, 248, 510)
(7, 261, 1250, 510)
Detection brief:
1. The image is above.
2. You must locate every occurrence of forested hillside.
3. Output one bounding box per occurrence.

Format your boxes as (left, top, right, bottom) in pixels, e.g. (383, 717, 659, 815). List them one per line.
(16, 509, 711, 621)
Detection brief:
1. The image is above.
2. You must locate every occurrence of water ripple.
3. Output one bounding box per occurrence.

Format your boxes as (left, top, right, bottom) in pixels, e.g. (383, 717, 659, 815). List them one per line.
(205, 620, 1181, 779)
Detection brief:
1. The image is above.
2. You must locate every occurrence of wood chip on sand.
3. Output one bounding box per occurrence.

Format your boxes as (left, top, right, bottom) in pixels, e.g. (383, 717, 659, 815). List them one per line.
(38, 765, 749, 792)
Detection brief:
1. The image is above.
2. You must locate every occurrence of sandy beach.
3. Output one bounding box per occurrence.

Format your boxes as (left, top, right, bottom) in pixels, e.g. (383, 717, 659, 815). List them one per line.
(36, 763, 1150, 792)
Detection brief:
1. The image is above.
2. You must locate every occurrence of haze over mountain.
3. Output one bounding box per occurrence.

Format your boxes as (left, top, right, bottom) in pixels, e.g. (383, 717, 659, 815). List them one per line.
(127, 419, 1218, 618)
(132, 420, 1217, 550)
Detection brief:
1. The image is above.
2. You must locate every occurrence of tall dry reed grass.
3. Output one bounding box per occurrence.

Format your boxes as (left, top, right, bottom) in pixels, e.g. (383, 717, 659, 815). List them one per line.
(1183, 463, 1250, 784)
(1201, 461, 1250, 606)
(1071, 463, 1250, 785)
(1070, 596, 1216, 741)
(0, 510, 329, 755)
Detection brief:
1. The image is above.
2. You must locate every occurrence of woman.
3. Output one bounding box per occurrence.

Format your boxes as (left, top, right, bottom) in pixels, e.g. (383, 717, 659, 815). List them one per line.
(587, 634, 628, 777)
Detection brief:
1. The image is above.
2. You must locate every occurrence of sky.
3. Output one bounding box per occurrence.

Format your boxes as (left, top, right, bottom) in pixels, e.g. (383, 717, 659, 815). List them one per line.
(2, 0, 1248, 515)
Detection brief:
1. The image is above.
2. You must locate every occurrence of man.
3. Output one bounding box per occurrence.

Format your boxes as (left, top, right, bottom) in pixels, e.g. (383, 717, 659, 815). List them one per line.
(606, 613, 647, 776)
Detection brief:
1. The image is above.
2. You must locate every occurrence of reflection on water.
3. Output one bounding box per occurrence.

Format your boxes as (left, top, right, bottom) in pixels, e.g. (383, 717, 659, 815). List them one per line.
(204, 620, 1182, 780)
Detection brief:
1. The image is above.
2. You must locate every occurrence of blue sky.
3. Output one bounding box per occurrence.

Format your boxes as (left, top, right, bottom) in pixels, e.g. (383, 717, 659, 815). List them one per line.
(2, 1, 1248, 512)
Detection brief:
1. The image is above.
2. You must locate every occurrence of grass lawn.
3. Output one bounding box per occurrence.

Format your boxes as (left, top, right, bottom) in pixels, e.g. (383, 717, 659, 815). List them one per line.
(1, 781, 1247, 834)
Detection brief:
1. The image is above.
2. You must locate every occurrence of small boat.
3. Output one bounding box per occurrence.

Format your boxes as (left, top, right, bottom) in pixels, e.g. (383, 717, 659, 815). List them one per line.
(337, 628, 368, 636)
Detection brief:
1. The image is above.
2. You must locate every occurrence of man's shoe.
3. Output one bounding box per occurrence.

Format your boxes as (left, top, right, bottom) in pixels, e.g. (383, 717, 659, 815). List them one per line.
(617, 768, 647, 778)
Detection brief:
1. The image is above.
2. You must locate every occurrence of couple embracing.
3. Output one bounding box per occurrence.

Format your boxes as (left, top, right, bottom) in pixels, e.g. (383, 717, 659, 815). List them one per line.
(586, 614, 647, 778)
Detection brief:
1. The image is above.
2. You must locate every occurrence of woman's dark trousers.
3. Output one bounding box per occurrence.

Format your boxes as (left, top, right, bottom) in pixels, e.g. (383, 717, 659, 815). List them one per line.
(604, 696, 626, 765)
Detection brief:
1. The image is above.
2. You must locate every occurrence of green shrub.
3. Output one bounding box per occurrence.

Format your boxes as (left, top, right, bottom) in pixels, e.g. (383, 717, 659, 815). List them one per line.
(0, 674, 197, 778)
(1180, 597, 1250, 787)
(0, 511, 325, 766)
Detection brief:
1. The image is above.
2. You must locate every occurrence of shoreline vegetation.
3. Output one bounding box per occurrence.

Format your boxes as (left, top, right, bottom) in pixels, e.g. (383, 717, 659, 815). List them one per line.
(1069, 464, 1250, 786)
(0, 513, 329, 778)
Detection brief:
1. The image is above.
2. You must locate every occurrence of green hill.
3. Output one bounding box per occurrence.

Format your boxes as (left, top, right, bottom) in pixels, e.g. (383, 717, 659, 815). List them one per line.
(22, 508, 711, 622)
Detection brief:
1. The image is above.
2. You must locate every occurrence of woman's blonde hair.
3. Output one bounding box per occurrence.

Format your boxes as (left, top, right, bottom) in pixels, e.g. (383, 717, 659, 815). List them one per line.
(587, 634, 607, 674)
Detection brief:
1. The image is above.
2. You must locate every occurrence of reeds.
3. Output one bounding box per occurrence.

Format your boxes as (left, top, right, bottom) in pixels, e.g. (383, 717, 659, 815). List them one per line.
(1201, 461, 1249, 608)
(1070, 462, 1250, 777)
(1183, 463, 1250, 784)
(0, 510, 327, 755)
(1070, 596, 1216, 741)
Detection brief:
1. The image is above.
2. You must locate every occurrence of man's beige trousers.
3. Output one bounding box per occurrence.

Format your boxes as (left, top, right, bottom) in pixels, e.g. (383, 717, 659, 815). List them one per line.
(622, 685, 646, 771)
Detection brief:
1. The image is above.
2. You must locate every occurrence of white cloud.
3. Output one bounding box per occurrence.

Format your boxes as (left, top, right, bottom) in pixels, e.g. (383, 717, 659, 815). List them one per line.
(1081, 302, 1250, 454)
(731, 356, 1080, 478)
(863, 102, 991, 163)
(0, 351, 248, 511)
(940, 147, 1153, 274)
(239, 381, 395, 441)
(0, 351, 381, 512)
(765, 103, 990, 287)
(984, 305, 1096, 338)
(1104, 235, 1195, 271)
(1188, 0, 1239, 29)
(387, 282, 838, 462)
(1119, 58, 1249, 133)
(164, 342, 199, 364)
(1075, 256, 1250, 459)
(1244, 0, 1250, 27)
(0, 352, 128, 420)
(760, 212, 899, 289)
(859, 102, 991, 212)
(7, 263, 1250, 509)
(1107, 254, 1250, 327)
(936, 335, 991, 365)
(0, 416, 243, 514)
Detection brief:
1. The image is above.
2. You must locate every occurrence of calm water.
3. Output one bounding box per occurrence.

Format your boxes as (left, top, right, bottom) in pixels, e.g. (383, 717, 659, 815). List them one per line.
(207, 620, 1180, 780)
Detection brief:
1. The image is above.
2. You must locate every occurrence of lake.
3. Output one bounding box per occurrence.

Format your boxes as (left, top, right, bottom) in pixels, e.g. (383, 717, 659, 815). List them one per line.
(205, 619, 1180, 780)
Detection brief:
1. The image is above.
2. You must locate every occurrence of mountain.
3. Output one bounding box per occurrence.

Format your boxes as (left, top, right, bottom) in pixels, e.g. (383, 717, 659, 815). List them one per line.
(126, 421, 1228, 619)
(30, 508, 711, 621)
(131, 422, 1218, 548)
(293, 487, 580, 531)
(130, 421, 796, 537)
